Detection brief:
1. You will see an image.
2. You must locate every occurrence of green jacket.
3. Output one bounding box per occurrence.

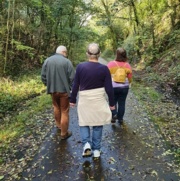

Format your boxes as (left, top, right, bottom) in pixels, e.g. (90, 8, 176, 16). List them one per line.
(41, 53, 75, 97)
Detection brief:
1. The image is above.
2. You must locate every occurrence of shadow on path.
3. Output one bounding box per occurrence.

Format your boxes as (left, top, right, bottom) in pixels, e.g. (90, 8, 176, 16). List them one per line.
(19, 91, 179, 181)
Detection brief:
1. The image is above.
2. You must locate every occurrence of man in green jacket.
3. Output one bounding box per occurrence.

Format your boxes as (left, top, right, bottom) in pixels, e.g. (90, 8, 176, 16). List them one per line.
(41, 45, 75, 140)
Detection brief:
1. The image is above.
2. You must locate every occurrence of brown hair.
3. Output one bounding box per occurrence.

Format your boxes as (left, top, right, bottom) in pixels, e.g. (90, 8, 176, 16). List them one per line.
(115, 48, 127, 62)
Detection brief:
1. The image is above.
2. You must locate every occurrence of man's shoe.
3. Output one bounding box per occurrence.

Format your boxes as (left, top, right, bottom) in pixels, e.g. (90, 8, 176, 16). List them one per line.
(61, 131, 72, 140)
(82, 142, 92, 157)
(111, 115, 117, 123)
(93, 150, 101, 158)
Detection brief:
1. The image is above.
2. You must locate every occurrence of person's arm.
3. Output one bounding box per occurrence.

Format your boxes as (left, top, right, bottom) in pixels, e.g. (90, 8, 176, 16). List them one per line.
(67, 61, 75, 89)
(41, 59, 48, 85)
(126, 63, 132, 83)
(104, 67, 115, 107)
(70, 65, 80, 104)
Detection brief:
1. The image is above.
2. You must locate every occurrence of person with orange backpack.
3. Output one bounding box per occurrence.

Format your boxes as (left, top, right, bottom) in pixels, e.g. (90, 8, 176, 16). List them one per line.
(107, 48, 132, 126)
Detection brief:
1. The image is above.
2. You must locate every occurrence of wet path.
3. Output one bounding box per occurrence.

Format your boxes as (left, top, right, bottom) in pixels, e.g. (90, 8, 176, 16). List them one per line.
(19, 91, 179, 181)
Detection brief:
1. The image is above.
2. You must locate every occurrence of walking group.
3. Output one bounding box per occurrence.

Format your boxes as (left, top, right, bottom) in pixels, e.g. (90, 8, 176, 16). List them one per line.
(41, 43, 132, 158)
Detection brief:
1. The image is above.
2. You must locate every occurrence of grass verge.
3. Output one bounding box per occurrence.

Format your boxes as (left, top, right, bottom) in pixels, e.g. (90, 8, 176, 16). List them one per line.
(0, 70, 52, 164)
(0, 69, 45, 118)
(131, 81, 180, 164)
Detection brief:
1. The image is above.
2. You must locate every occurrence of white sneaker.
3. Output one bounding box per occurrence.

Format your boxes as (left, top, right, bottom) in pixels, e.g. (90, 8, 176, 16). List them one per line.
(93, 150, 101, 158)
(82, 142, 92, 157)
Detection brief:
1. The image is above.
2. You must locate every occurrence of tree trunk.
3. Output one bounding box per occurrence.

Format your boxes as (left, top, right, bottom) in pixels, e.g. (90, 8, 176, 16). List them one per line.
(130, 0, 141, 58)
(101, 0, 117, 53)
(4, 0, 11, 74)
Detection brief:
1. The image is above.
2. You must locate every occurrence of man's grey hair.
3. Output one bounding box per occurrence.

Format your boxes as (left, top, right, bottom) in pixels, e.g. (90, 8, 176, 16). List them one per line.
(56, 45, 67, 54)
(86, 43, 101, 58)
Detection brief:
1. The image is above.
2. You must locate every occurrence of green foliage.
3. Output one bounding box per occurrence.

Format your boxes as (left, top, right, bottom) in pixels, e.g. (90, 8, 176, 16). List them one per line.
(132, 81, 180, 163)
(0, 69, 45, 118)
(39, 55, 47, 64)
(0, 0, 179, 79)
(0, 0, 95, 76)
(31, 0, 42, 7)
(0, 93, 51, 153)
(122, 35, 141, 63)
(13, 40, 34, 52)
(0, 70, 51, 156)
(147, 44, 180, 86)
(68, 28, 101, 65)
(101, 48, 114, 61)
(143, 72, 163, 83)
(132, 82, 162, 102)
(167, 64, 180, 84)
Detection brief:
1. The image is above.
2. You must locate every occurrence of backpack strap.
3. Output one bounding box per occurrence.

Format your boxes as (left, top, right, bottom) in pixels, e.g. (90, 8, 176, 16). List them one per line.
(113, 61, 127, 68)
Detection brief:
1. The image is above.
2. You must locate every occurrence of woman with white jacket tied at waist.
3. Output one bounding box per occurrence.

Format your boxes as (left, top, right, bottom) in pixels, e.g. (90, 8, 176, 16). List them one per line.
(70, 43, 115, 158)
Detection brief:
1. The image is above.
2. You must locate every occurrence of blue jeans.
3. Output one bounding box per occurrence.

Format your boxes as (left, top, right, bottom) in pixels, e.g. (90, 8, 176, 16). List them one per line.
(112, 87, 129, 122)
(80, 126, 103, 150)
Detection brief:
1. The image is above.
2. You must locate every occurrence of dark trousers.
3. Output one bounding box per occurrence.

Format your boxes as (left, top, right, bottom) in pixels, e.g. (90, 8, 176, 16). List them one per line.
(112, 87, 129, 122)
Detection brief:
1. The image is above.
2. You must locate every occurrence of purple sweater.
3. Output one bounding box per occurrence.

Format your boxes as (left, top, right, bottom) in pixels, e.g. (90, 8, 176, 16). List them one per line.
(70, 61, 114, 106)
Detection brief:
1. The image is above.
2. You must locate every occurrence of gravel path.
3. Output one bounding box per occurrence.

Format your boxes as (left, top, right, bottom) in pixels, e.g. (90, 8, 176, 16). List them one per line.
(17, 91, 179, 181)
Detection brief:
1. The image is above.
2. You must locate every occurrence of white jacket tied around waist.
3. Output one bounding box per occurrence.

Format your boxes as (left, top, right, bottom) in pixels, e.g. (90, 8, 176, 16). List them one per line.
(77, 88, 112, 126)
